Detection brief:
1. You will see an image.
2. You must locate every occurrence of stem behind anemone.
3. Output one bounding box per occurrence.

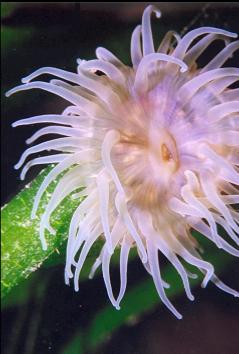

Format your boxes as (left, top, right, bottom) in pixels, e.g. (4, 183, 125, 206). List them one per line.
(1, 166, 86, 298)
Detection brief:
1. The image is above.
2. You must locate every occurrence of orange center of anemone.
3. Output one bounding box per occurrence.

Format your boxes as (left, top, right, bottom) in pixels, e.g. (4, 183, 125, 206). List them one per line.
(161, 143, 172, 161)
(114, 111, 180, 210)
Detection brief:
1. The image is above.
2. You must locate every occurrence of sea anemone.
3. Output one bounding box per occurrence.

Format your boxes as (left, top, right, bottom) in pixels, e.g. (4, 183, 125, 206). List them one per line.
(6, 5, 239, 319)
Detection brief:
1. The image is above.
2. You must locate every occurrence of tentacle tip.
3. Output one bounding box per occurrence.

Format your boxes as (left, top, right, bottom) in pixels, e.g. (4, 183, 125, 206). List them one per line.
(64, 276, 70, 286)
(201, 280, 208, 289)
(11, 122, 17, 128)
(77, 58, 86, 66)
(114, 304, 121, 311)
(95, 47, 102, 55)
(155, 10, 161, 19)
(14, 163, 20, 170)
(26, 138, 32, 145)
(176, 313, 183, 320)
(189, 295, 195, 301)
(180, 64, 188, 73)
(65, 268, 73, 279)
(21, 77, 30, 84)
(41, 242, 47, 251)
(30, 212, 36, 220)
(5, 90, 12, 98)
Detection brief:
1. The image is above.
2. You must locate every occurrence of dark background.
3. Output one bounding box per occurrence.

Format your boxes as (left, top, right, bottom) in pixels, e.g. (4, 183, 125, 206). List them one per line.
(2, 3, 239, 354)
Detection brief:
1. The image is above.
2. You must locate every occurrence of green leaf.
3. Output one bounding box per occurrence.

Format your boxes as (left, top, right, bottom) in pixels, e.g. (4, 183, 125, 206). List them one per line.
(1, 166, 103, 299)
(61, 332, 84, 354)
(1, 272, 40, 309)
(1, 2, 20, 19)
(1, 26, 35, 53)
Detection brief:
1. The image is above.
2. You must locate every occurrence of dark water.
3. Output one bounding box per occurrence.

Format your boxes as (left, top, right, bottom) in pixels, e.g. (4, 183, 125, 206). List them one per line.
(2, 3, 239, 354)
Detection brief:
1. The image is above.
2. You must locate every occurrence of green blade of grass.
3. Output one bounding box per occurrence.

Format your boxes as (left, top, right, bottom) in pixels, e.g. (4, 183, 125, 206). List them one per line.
(1, 167, 103, 298)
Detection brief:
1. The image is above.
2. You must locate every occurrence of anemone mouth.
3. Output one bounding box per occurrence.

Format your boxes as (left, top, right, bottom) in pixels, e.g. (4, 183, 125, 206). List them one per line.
(111, 124, 181, 210)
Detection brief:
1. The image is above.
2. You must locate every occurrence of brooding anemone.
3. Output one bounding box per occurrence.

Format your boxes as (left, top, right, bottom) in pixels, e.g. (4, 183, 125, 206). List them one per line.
(7, 5, 239, 319)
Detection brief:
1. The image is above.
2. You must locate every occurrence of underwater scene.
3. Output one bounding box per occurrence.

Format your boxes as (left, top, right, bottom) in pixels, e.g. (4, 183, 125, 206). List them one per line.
(2, 3, 239, 354)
